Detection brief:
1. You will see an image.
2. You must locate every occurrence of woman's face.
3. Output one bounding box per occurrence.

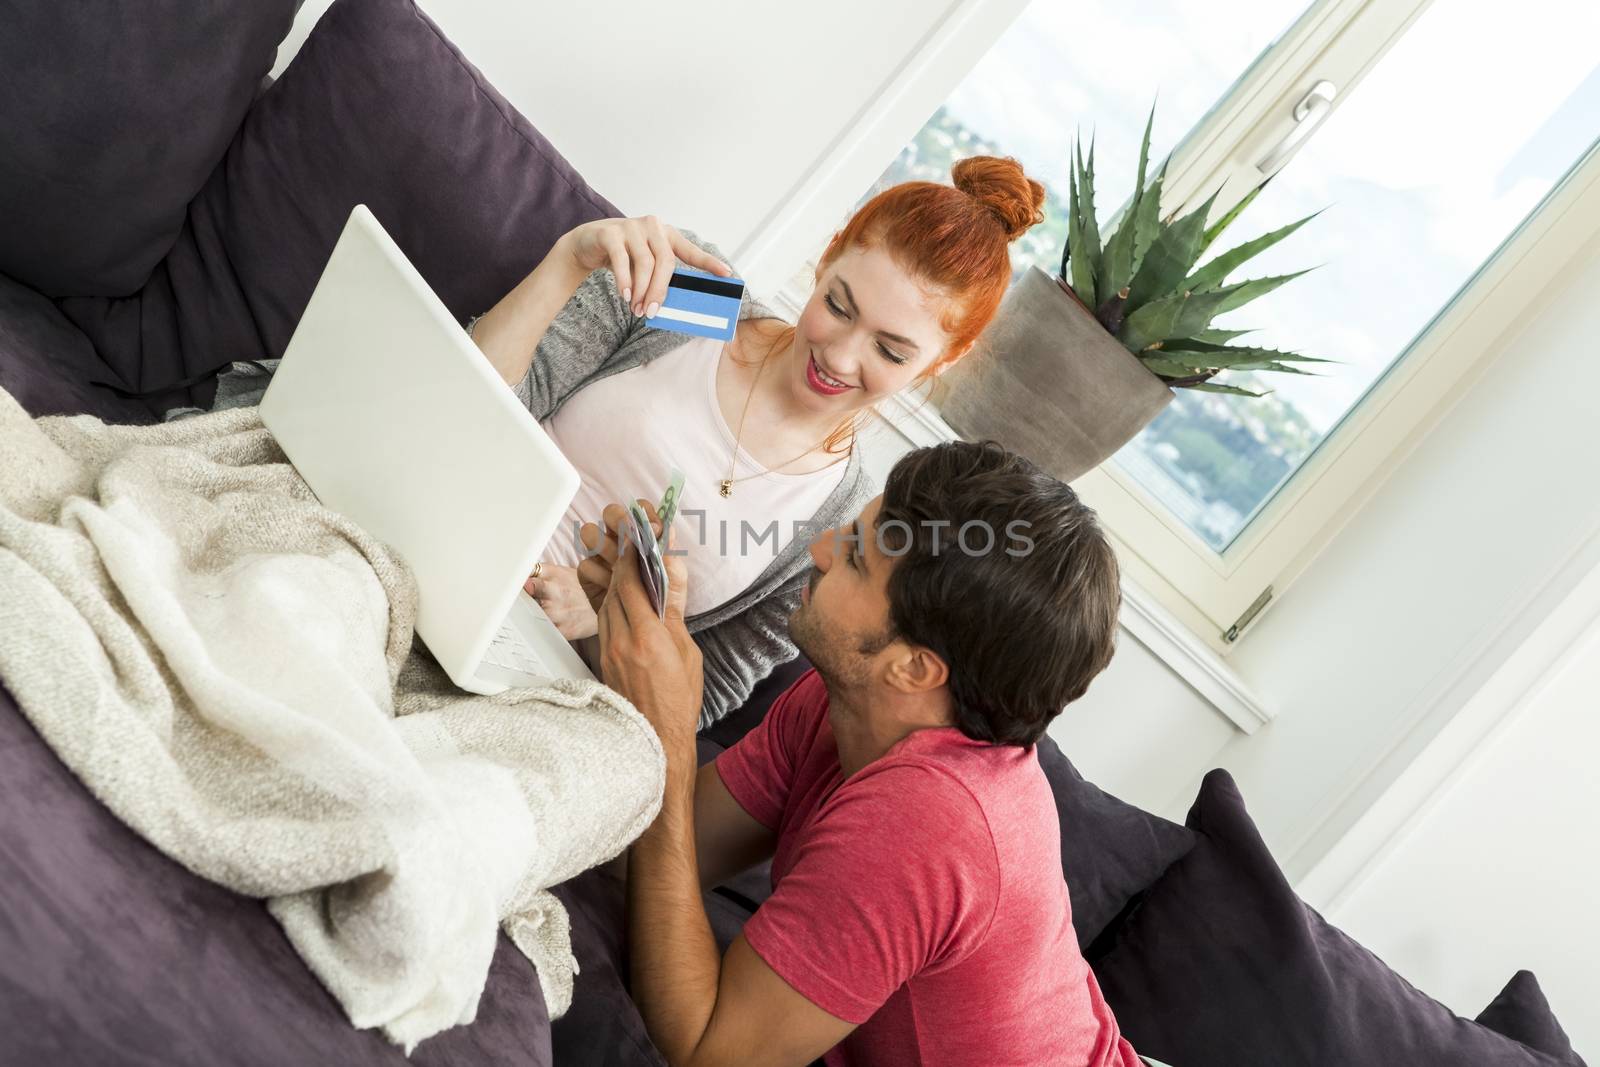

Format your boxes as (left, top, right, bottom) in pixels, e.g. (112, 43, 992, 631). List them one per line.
(781, 244, 963, 419)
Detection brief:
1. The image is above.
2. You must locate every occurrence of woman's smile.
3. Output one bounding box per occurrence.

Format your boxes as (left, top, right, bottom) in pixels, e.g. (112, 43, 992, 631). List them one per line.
(804, 352, 854, 396)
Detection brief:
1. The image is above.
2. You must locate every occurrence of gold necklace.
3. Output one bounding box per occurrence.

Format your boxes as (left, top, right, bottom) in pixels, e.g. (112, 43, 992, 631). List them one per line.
(721, 344, 849, 497)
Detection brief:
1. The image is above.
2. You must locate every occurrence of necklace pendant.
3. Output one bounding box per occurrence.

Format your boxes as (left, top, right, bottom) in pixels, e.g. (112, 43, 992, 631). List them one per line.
(719, 479, 734, 498)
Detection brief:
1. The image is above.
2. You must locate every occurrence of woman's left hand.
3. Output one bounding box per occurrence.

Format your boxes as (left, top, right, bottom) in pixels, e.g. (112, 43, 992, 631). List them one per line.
(525, 564, 599, 640)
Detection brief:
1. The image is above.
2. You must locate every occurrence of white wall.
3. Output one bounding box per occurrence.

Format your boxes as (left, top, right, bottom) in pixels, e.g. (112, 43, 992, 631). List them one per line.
(1203, 234, 1600, 881)
(1323, 615, 1600, 1058)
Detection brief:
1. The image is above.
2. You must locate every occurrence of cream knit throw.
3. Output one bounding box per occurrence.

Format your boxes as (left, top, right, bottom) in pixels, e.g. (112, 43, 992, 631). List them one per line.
(0, 391, 664, 1050)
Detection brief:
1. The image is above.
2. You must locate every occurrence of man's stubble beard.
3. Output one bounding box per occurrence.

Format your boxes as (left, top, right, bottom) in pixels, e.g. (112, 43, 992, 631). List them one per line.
(787, 599, 827, 675)
(788, 600, 886, 694)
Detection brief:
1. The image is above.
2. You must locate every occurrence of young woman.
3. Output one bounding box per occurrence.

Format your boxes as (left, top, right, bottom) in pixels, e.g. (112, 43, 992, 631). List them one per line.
(468, 156, 1046, 728)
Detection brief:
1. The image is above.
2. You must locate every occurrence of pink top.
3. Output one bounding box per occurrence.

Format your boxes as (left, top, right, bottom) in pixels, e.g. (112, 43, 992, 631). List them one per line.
(539, 337, 845, 616)
(716, 671, 1143, 1067)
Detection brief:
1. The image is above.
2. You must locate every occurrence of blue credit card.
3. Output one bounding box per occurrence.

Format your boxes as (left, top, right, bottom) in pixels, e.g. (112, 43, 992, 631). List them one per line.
(644, 266, 745, 341)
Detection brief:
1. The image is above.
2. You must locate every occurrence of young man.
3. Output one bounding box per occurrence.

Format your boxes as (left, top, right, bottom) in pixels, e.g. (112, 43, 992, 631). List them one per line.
(580, 441, 1144, 1067)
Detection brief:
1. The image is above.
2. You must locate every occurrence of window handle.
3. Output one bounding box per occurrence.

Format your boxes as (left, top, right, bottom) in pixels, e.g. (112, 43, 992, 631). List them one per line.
(1257, 80, 1338, 175)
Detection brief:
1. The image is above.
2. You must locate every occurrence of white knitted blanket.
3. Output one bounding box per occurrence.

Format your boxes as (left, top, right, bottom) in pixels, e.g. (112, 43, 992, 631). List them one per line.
(0, 391, 664, 1050)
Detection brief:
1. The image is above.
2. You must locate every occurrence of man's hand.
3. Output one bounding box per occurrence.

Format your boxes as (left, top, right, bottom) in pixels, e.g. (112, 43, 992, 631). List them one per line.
(591, 503, 701, 758)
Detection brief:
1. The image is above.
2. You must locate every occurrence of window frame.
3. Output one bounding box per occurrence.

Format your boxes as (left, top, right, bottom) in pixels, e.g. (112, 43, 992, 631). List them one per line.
(1078, 140, 1600, 652)
(1073, 0, 1600, 649)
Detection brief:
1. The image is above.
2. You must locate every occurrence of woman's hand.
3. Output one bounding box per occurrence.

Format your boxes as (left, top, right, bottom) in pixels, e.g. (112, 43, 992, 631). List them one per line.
(558, 217, 733, 319)
(470, 215, 731, 391)
(575, 501, 643, 614)
(525, 564, 599, 640)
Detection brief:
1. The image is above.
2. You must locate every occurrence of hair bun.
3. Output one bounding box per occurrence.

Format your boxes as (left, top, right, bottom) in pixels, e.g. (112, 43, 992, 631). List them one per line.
(952, 156, 1046, 241)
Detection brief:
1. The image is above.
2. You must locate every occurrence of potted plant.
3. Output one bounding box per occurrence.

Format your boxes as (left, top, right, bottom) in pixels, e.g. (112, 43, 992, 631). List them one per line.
(939, 107, 1332, 483)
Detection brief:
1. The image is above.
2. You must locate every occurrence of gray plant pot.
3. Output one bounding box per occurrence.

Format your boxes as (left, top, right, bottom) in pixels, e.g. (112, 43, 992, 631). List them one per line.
(938, 265, 1174, 483)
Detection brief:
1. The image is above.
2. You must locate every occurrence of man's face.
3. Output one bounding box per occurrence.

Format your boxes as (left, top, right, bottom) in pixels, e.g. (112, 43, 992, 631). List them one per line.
(788, 496, 899, 689)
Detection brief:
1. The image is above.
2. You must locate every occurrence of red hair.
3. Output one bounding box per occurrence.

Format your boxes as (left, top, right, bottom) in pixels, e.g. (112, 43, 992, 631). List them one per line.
(819, 155, 1045, 370)
(749, 155, 1045, 455)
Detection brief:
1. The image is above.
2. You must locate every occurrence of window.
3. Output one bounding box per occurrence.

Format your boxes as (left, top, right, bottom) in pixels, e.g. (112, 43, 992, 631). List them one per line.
(1120, 0, 1600, 554)
(760, 0, 1600, 650)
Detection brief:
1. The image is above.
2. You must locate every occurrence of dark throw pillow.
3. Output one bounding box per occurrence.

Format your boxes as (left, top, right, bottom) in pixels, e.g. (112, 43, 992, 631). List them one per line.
(1477, 971, 1589, 1066)
(1034, 733, 1195, 950)
(0, 1, 298, 297)
(0, 273, 154, 425)
(1093, 769, 1578, 1067)
(59, 0, 619, 410)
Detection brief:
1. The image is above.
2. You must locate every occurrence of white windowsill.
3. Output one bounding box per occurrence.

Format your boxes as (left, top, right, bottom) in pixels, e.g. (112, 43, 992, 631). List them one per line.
(875, 390, 1274, 734)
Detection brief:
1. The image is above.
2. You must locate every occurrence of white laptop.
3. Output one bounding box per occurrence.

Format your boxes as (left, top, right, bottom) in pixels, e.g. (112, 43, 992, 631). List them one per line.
(259, 203, 595, 694)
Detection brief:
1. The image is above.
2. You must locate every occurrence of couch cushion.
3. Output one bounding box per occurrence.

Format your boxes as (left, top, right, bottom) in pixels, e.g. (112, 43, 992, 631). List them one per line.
(1477, 971, 1589, 1066)
(1036, 734, 1195, 950)
(702, 654, 1195, 950)
(550, 867, 762, 1067)
(0, 682, 551, 1065)
(549, 737, 759, 1067)
(58, 0, 619, 411)
(0, 2, 298, 297)
(550, 868, 668, 1067)
(0, 273, 155, 424)
(1093, 769, 1577, 1067)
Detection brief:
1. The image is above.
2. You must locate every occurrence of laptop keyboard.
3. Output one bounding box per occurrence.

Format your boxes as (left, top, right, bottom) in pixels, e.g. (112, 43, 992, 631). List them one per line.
(484, 623, 548, 677)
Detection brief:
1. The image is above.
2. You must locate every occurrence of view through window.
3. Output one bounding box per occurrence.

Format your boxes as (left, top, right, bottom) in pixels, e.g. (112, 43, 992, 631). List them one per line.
(859, 0, 1600, 552)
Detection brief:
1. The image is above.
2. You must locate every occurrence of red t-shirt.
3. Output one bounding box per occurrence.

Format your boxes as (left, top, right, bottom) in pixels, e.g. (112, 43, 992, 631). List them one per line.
(715, 670, 1143, 1067)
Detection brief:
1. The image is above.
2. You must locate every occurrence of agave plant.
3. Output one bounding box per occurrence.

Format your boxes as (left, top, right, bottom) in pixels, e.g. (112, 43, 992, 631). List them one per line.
(1059, 106, 1334, 397)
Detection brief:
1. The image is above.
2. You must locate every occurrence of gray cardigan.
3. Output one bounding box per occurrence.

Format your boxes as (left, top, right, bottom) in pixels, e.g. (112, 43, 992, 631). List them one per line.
(504, 235, 873, 728)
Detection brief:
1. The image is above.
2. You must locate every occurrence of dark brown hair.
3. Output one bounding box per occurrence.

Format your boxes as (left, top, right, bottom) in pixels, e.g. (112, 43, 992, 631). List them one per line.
(875, 441, 1121, 746)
